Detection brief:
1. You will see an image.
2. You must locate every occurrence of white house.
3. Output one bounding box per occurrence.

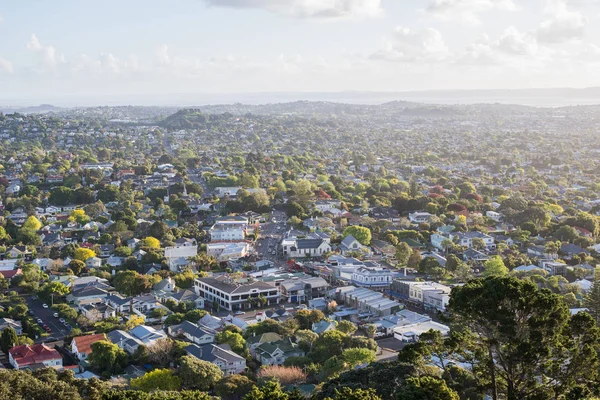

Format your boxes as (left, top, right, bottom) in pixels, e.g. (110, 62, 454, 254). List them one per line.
(351, 266, 393, 288)
(408, 212, 433, 224)
(281, 238, 331, 259)
(9, 344, 63, 370)
(168, 321, 215, 345)
(71, 333, 106, 361)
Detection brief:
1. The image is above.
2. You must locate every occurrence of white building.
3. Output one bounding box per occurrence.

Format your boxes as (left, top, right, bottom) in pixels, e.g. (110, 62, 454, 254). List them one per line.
(408, 212, 433, 224)
(194, 276, 280, 312)
(209, 215, 249, 242)
(281, 238, 331, 259)
(351, 266, 393, 288)
(207, 242, 250, 263)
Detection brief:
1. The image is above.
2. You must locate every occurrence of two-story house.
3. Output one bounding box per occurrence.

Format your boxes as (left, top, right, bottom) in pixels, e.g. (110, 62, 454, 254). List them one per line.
(184, 343, 246, 375)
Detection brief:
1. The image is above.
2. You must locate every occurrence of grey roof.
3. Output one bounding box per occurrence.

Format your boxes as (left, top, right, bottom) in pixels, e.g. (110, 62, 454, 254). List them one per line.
(185, 343, 244, 364)
(296, 239, 324, 250)
(174, 320, 215, 338)
(341, 235, 359, 248)
(197, 277, 275, 294)
(169, 289, 200, 303)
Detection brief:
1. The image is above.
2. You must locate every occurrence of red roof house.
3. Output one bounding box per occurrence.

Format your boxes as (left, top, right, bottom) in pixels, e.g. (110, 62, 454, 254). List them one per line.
(9, 344, 63, 370)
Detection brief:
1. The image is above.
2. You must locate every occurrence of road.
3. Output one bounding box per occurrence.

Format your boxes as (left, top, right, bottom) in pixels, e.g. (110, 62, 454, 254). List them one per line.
(25, 296, 70, 340)
(256, 211, 288, 265)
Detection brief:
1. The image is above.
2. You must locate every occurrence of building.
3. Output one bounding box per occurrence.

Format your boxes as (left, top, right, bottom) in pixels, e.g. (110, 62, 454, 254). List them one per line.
(207, 242, 250, 263)
(351, 266, 393, 288)
(184, 343, 246, 375)
(9, 344, 63, 370)
(168, 320, 215, 345)
(408, 212, 433, 224)
(278, 276, 329, 303)
(281, 237, 331, 259)
(209, 215, 249, 242)
(0, 318, 22, 335)
(254, 338, 305, 366)
(194, 276, 279, 312)
(394, 320, 450, 342)
(339, 235, 371, 256)
(71, 333, 106, 361)
(340, 287, 402, 316)
(164, 244, 197, 271)
(391, 280, 452, 311)
(451, 231, 495, 250)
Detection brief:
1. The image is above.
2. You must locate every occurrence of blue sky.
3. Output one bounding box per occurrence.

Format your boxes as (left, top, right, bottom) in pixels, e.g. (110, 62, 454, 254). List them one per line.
(1, 0, 599, 103)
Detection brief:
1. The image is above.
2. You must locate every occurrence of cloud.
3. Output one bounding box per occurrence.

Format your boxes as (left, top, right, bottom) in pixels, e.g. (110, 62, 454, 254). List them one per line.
(425, 0, 517, 24)
(26, 34, 65, 69)
(370, 27, 449, 62)
(0, 57, 13, 74)
(202, 0, 382, 18)
(537, 0, 586, 43)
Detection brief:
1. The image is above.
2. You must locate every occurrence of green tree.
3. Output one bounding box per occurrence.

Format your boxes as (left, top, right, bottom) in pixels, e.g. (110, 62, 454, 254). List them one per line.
(113, 270, 151, 296)
(324, 387, 382, 400)
(216, 374, 255, 400)
(87, 340, 128, 374)
(341, 348, 376, 367)
(294, 309, 325, 330)
(482, 256, 509, 277)
(74, 247, 96, 262)
(449, 276, 598, 400)
(395, 242, 412, 267)
(216, 331, 246, 355)
(178, 355, 224, 390)
(22, 216, 42, 231)
(397, 376, 459, 400)
(68, 259, 85, 275)
(342, 226, 372, 246)
(336, 320, 357, 335)
(244, 380, 289, 400)
(142, 236, 161, 249)
(130, 368, 181, 391)
(0, 327, 17, 353)
(584, 268, 600, 323)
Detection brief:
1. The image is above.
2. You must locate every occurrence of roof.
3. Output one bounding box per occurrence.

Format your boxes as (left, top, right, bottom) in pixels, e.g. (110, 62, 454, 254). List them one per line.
(9, 344, 61, 366)
(172, 320, 215, 338)
(185, 343, 245, 364)
(196, 276, 275, 294)
(72, 334, 106, 355)
(296, 239, 325, 249)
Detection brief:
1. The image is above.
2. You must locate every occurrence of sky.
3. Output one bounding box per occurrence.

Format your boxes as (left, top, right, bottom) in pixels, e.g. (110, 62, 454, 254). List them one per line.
(1, 0, 600, 104)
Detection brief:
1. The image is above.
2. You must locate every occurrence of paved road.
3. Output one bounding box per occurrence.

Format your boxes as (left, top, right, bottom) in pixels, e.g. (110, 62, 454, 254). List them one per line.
(256, 211, 288, 264)
(25, 296, 70, 340)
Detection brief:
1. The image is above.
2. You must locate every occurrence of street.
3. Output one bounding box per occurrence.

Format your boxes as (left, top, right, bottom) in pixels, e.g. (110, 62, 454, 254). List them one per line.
(24, 296, 70, 340)
(255, 211, 288, 265)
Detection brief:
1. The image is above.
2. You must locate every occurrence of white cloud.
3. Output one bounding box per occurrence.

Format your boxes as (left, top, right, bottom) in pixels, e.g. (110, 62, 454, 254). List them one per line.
(537, 0, 586, 43)
(371, 27, 449, 62)
(425, 0, 517, 24)
(26, 34, 65, 69)
(0, 57, 13, 74)
(202, 0, 382, 18)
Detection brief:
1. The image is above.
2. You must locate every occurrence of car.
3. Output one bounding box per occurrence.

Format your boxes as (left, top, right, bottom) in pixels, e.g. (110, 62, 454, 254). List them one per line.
(42, 324, 48, 329)
(44, 327, 52, 333)
(31, 295, 37, 300)
(234, 311, 246, 315)
(59, 318, 66, 324)
(53, 313, 59, 318)
(42, 304, 49, 308)
(63, 320, 69, 325)
(36, 318, 43, 324)
(29, 310, 35, 316)
(44, 337, 56, 343)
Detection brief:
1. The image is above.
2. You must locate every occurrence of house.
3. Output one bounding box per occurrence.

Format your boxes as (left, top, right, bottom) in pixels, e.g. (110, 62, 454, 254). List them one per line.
(0, 268, 22, 282)
(6, 246, 32, 259)
(351, 266, 393, 288)
(452, 231, 495, 250)
(393, 320, 450, 342)
(194, 276, 279, 312)
(540, 260, 568, 276)
(281, 238, 331, 259)
(128, 325, 167, 347)
(67, 282, 112, 305)
(408, 212, 433, 224)
(164, 245, 197, 271)
(0, 318, 23, 335)
(80, 303, 116, 322)
(338, 235, 371, 256)
(71, 334, 106, 361)
(155, 289, 204, 309)
(198, 314, 224, 332)
(85, 257, 102, 269)
(168, 320, 215, 345)
(560, 243, 590, 257)
(209, 216, 248, 242)
(341, 286, 402, 316)
(107, 330, 144, 354)
(184, 343, 246, 375)
(254, 338, 305, 366)
(311, 320, 336, 335)
(256, 308, 293, 323)
(153, 277, 176, 292)
(207, 242, 250, 263)
(278, 276, 329, 304)
(9, 344, 63, 370)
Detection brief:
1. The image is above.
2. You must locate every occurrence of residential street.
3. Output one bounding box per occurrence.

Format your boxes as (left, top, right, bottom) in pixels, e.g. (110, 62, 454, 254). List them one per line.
(24, 295, 70, 340)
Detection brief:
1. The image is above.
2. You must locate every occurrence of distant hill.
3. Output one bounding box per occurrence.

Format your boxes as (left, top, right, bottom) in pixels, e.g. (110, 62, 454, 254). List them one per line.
(0, 104, 64, 114)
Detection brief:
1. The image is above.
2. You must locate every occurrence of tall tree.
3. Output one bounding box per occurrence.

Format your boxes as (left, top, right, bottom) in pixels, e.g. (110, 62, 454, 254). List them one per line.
(178, 355, 224, 391)
(584, 267, 600, 323)
(0, 327, 17, 353)
(482, 256, 508, 277)
(395, 242, 412, 267)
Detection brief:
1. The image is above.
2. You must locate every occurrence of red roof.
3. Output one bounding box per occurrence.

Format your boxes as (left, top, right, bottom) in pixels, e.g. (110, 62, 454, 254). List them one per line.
(72, 334, 106, 355)
(9, 344, 61, 367)
(0, 268, 22, 279)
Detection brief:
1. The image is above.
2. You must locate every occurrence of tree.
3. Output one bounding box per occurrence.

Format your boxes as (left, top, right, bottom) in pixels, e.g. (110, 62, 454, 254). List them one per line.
(471, 237, 486, 250)
(0, 327, 17, 353)
(294, 309, 325, 330)
(216, 331, 246, 355)
(142, 236, 161, 249)
(38, 281, 70, 302)
(178, 355, 224, 390)
(395, 242, 412, 267)
(74, 248, 96, 262)
(324, 387, 382, 400)
(448, 276, 598, 400)
(295, 330, 318, 350)
(342, 226, 372, 246)
(149, 221, 170, 240)
(310, 330, 347, 363)
(336, 320, 357, 335)
(22, 216, 42, 231)
(125, 315, 145, 331)
(341, 348, 376, 367)
(397, 376, 459, 400)
(482, 256, 508, 277)
(130, 368, 181, 391)
(216, 374, 254, 400)
(584, 268, 600, 323)
(87, 340, 128, 374)
(407, 249, 422, 269)
(244, 380, 289, 400)
(113, 270, 151, 296)
(184, 309, 206, 322)
(68, 260, 85, 275)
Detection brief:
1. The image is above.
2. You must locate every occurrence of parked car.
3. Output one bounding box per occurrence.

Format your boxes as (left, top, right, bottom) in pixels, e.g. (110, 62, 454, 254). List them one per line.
(42, 304, 49, 309)
(36, 318, 43, 324)
(59, 318, 66, 324)
(234, 311, 246, 315)
(29, 310, 35, 316)
(53, 313, 59, 318)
